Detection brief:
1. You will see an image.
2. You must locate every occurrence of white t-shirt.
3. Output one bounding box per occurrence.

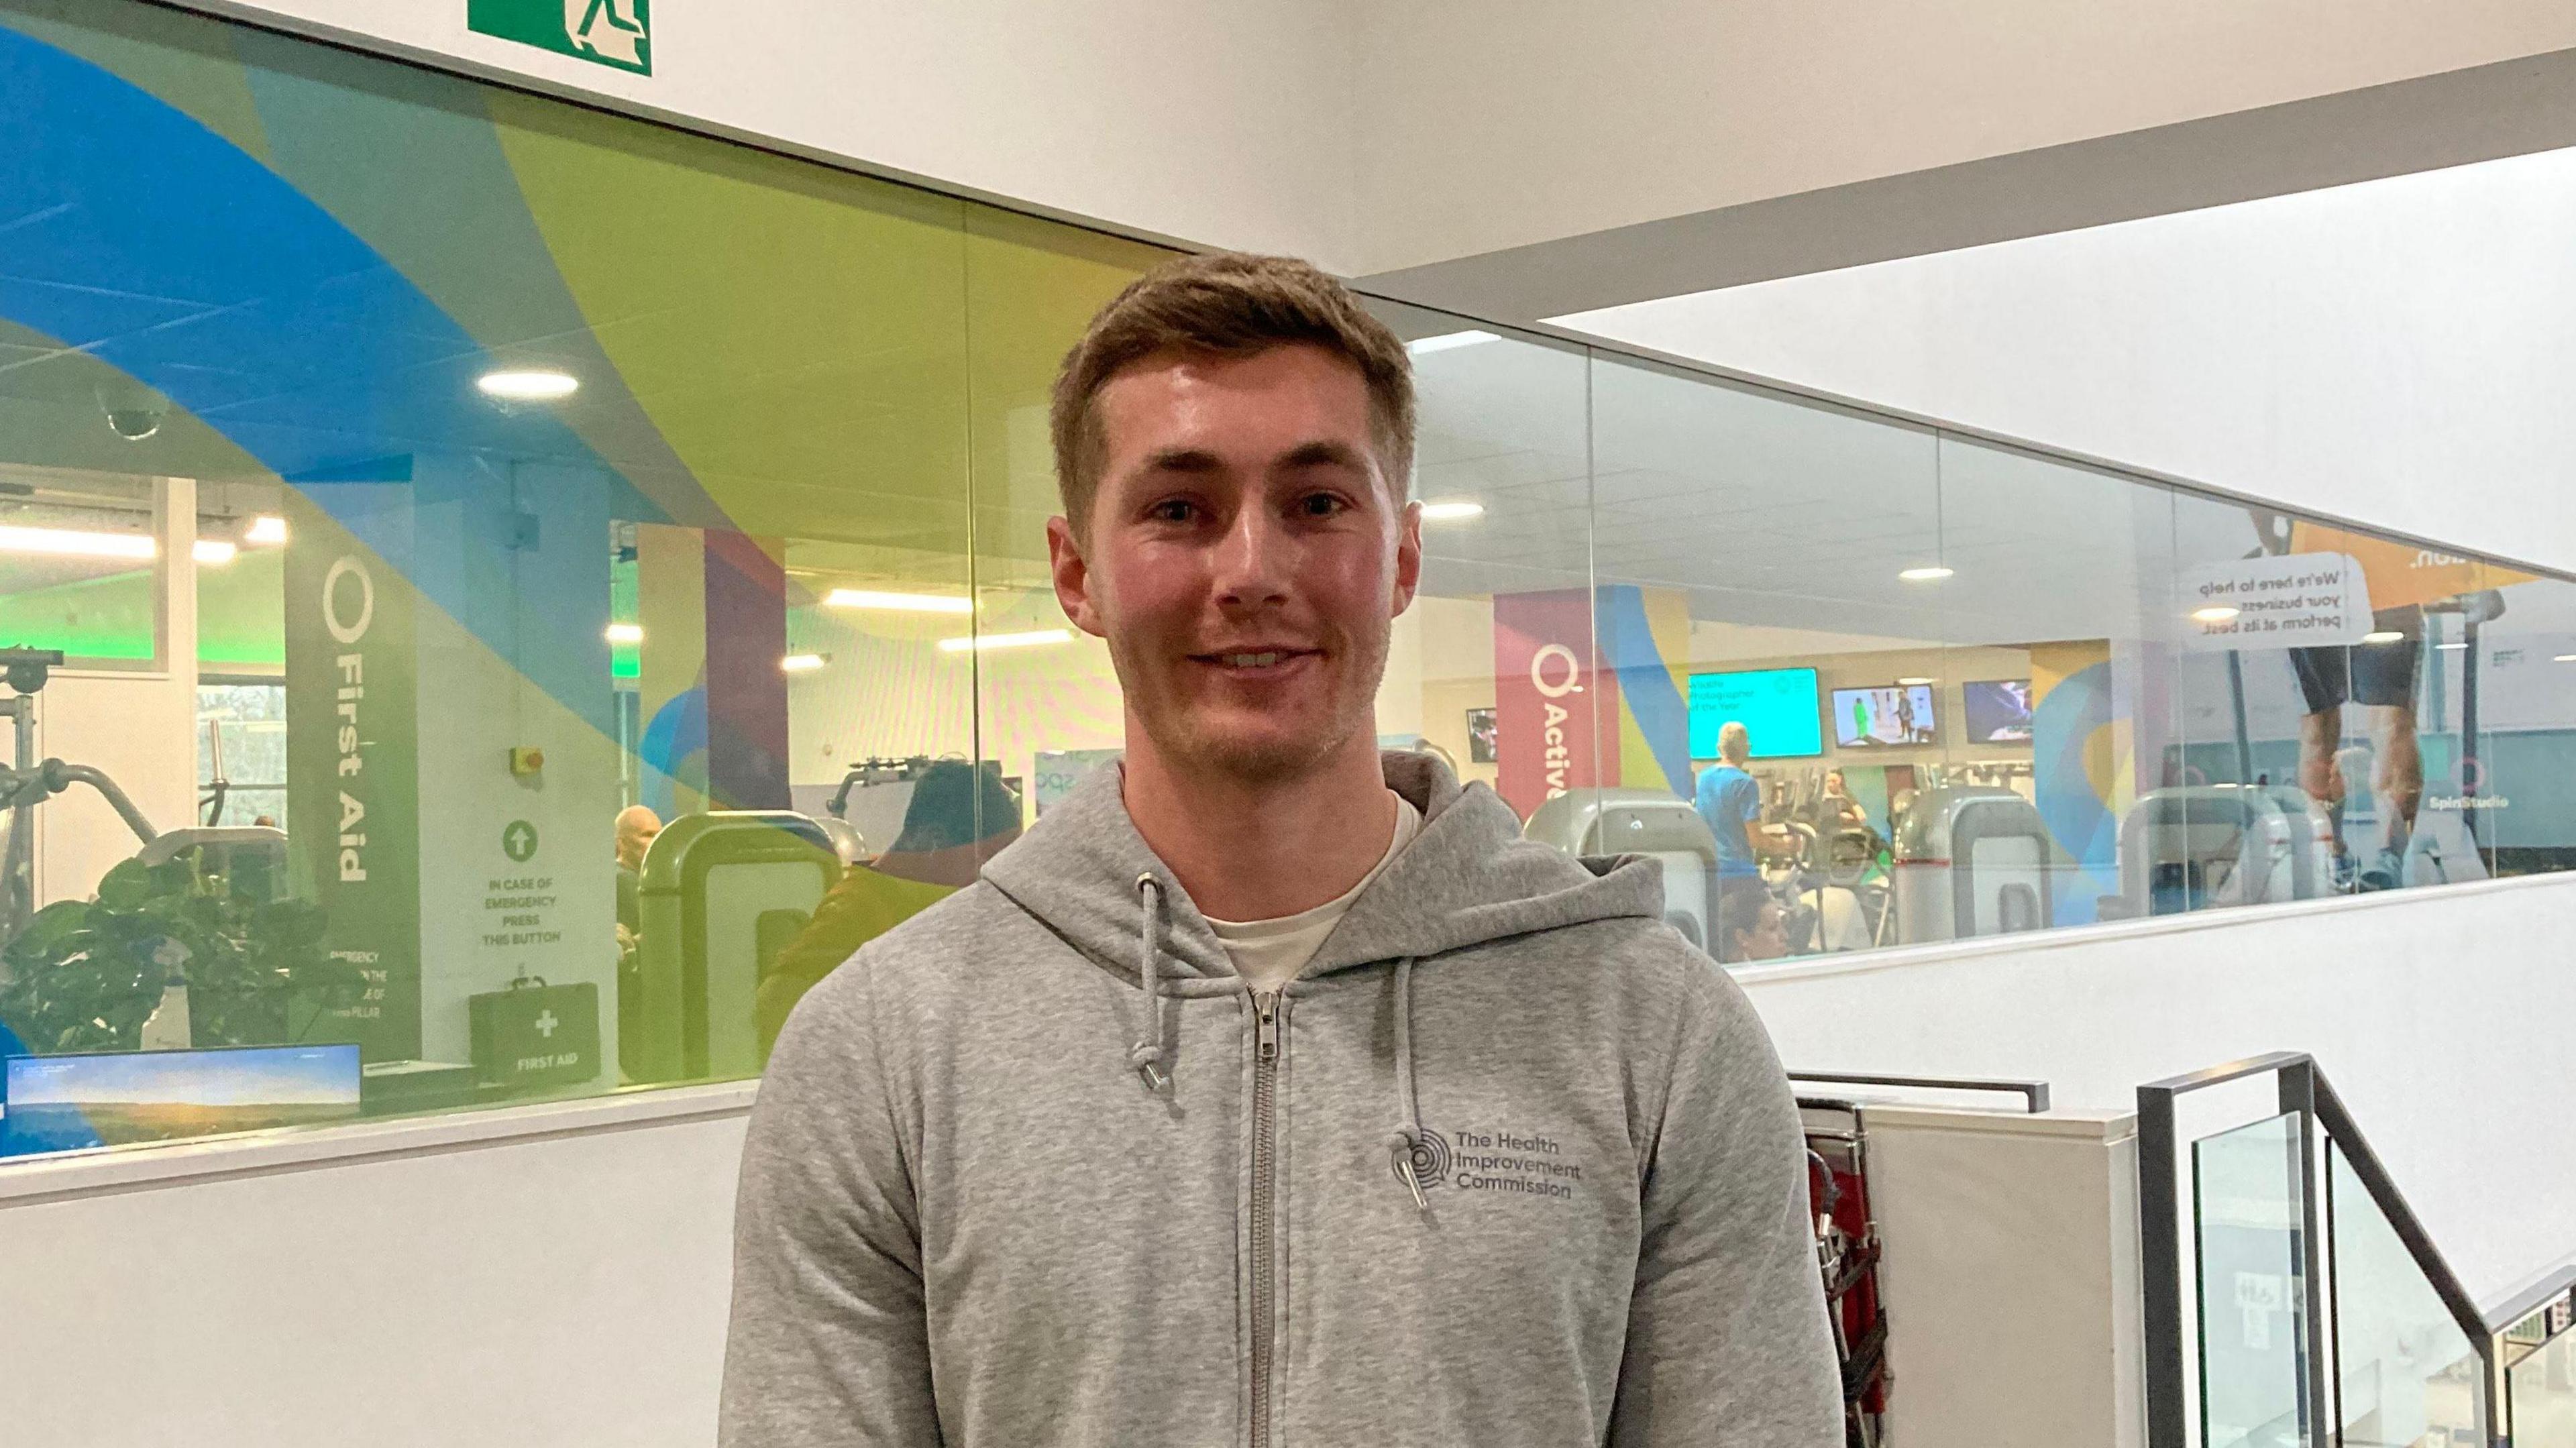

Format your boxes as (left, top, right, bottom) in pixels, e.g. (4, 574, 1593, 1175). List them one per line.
(1207, 792, 1421, 992)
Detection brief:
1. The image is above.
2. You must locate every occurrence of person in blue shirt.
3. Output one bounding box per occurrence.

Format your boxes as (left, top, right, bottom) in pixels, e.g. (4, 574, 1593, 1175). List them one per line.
(1696, 721, 1794, 962)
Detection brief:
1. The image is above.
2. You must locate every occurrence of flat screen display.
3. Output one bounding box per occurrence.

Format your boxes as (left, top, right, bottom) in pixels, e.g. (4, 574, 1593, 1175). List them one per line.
(1, 1044, 362, 1159)
(1831, 685, 1938, 748)
(1688, 667, 1823, 759)
(1963, 679, 2035, 743)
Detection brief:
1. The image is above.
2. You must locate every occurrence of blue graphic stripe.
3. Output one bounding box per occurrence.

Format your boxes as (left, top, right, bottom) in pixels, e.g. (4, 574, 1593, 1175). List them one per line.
(1596, 585, 1693, 795)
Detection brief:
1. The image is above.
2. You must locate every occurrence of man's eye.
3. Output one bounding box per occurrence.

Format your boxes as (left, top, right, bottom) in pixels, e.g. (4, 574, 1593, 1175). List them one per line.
(1296, 493, 1347, 518)
(1148, 499, 1199, 524)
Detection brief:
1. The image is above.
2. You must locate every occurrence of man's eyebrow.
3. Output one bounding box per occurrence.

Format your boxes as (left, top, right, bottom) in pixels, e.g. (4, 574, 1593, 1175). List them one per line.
(1139, 446, 1224, 475)
(1277, 439, 1370, 470)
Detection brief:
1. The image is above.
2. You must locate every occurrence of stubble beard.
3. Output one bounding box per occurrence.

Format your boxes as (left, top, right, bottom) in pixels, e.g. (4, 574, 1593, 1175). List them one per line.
(1110, 614, 1391, 789)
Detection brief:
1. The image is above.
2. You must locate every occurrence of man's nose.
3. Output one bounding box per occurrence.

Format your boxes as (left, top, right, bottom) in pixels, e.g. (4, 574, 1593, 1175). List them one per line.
(1212, 504, 1293, 609)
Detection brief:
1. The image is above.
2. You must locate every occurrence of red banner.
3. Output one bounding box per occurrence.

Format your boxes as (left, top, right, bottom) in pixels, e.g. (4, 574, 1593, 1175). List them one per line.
(1491, 589, 1619, 820)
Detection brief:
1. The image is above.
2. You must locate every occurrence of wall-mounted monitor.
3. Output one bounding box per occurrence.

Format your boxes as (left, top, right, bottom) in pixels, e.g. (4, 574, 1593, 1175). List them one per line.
(1, 1044, 362, 1159)
(1831, 685, 1938, 748)
(1962, 679, 2036, 743)
(1688, 667, 1823, 759)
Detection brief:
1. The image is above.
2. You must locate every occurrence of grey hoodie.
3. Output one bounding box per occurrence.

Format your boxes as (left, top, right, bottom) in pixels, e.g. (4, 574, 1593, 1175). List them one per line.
(720, 753, 1840, 1447)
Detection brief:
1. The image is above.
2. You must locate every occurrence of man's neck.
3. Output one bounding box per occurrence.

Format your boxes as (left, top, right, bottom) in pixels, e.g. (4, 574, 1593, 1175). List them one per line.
(1121, 723, 1393, 922)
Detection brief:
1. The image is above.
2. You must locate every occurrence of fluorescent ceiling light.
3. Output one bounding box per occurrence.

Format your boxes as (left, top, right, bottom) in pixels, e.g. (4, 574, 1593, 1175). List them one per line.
(2436, 641, 2470, 651)
(2191, 606, 2241, 623)
(1897, 565, 1953, 582)
(2361, 630, 2405, 645)
(826, 588, 973, 615)
(2557, 654, 2576, 663)
(477, 369, 579, 402)
(246, 514, 288, 545)
(605, 622, 643, 645)
(1895, 677, 1935, 687)
(1406, 330, 1499, 356)
(937, 628, 1073, 655)
(0, 524, 156, 561)
(1419, 500, 1485, 522)
(191, 539, 237, 566)
(780, 653, 828, 673)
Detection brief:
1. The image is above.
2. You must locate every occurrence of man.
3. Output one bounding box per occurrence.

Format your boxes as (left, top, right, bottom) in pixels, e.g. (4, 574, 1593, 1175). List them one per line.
(612, 803, 660, 935)
(1697, 720, 1796, 959)
(721, 254, 1839, 1445)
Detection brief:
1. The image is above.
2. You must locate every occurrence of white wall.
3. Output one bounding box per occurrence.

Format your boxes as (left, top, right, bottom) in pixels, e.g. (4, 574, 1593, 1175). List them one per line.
(180, 0, 1359, 268)
(1561, 145, 2576, 577)
(0, 1087, 751, 1448)
(1741, 869, 2576, 1302)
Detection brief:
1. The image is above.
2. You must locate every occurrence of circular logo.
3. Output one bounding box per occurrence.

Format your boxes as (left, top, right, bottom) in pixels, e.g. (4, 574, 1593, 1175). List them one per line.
(322, 556, 375, 645)
(1397, 1127, 1452, 1192)
(2451, 756, 2488, 794)
(1529, 644, 1582, 698)
(502, 819, 540, 862)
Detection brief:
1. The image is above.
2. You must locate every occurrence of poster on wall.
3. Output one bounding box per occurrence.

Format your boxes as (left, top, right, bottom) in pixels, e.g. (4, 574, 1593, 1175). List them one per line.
(284, 488, 423, 1063)
(1491, 589, 1612, 820)
(1465, 708, 1498, 764)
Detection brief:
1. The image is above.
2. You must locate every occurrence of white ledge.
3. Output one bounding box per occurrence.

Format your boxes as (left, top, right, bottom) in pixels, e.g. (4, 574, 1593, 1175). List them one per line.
(0, 1078, 761, 1207)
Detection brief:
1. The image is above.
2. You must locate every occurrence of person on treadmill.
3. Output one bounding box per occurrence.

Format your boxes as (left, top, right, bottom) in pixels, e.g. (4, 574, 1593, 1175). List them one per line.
(2290, 608, 2424, 891)
(1697, 721, 1796, 959)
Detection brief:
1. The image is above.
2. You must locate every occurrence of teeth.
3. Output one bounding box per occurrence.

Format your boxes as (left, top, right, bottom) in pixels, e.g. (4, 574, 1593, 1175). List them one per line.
(1222, 652, 1283, 667)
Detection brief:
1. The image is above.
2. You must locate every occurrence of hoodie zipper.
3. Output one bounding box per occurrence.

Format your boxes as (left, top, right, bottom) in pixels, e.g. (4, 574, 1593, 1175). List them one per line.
(1250, 987, 1283, 1448)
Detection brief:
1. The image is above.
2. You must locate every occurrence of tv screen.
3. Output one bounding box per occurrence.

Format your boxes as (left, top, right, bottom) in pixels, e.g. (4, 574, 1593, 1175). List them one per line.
(1688, 667, 1823, 759)
(1, 1044, 362, 1159)
(1831, 685, 1938, 748)
(1963, 679, 2035, 743)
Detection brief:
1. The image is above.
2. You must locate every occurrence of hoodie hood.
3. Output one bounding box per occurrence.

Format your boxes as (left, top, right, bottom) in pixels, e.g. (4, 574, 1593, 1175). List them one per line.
(980, 750, 1666, 991)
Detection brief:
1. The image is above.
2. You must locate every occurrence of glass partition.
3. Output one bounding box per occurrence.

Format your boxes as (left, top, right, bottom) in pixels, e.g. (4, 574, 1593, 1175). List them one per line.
(5, 0, 2576, 1161)
(2326, 1145, 2487, 1446)
(2194, 1113, 2316, 1448)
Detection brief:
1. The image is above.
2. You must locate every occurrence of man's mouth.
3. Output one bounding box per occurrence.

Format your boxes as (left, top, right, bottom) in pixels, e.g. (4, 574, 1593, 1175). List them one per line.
(1191, 647, 1320, 673)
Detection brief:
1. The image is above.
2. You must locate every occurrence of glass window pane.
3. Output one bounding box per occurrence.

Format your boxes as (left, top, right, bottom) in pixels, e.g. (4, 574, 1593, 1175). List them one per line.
(1586, 353, 1937, 961)
(2327, 1144, 2485, 1447)
(2194, 1111, 2316, 1448)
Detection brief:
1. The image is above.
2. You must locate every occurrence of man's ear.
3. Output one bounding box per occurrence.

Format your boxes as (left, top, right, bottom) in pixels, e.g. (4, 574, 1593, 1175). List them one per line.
(1047, 515, 1107, 638)
(1391, 496, 1424, 618)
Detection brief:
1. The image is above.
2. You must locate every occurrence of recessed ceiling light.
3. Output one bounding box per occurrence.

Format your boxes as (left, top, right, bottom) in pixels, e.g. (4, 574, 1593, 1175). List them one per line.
(1898, 565, 1953, 582)
(937, 628, 1073, 654)
(245, 514, 288, 545)
(825, 588, 974, 615)
(2191, 606, 2241, 623)
(780, 653, 828, 673)
(477, 369, 579, 402)
(1419, 500, 1485, 522)
(1406, 330, 1499, 355)
(2361, 630, 2405, 645)
(605, 622, 643, 645)
(0, 524, 156, 561)
(1896, 677, 1935, 687)
(191, 539, 237, 566)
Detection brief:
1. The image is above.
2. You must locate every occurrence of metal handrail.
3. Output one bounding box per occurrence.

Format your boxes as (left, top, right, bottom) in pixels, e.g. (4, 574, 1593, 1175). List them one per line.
(2138, 1052, 2512, 1448)
(2485, 1258, 2576, 1337)
(1788, 1070, 2051, 1114)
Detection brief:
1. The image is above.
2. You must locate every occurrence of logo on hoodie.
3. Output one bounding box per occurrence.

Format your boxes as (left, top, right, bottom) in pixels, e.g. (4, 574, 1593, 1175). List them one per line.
(1439, 1125, 1586, 1201)
(1397, 1129, 1454, 1193)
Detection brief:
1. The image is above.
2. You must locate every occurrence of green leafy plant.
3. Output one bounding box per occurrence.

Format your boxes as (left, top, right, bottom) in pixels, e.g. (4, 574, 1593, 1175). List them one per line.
(0, 852, 360, 1054)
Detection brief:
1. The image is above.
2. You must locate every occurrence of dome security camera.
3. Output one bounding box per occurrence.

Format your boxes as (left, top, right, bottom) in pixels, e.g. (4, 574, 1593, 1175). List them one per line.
(95, 380, 168, 442)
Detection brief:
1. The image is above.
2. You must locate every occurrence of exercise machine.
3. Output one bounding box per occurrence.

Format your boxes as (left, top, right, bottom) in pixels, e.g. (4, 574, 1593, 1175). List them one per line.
(1522, 787, 1721, 950)
(2105, 784, 2335, 917)
(625, 810, 841, 1084)
(1890, 785, 2052, 943)
(0, 647, 160, 950)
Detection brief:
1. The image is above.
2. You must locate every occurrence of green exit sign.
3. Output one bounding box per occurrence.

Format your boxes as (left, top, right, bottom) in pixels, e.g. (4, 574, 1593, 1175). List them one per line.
(469, 0, 652, 76)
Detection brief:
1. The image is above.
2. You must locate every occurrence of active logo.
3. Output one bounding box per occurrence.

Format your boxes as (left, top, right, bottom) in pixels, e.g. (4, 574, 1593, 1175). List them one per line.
(468, 0, 653, 76)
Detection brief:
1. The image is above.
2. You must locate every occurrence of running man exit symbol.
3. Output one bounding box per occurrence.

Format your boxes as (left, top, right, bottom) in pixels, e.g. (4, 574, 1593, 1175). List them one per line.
(468, 0, 652, 76)
(502, 820, 539, 862)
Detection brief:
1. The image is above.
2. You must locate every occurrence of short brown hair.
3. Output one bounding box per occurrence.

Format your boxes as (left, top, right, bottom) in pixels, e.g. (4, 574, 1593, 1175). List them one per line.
(1049, 252, 1415, 533)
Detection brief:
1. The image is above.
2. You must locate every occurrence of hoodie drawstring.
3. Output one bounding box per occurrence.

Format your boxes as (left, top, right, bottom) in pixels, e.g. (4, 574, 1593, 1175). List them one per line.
(1130, 874, 1171, 1093)
(1383, 954, 1429, 1213)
